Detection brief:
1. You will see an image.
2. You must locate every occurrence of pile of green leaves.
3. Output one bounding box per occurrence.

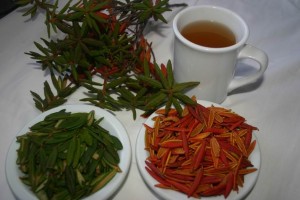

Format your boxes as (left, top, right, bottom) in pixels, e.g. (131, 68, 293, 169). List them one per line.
(17, 0, 199, 119)
(17, 110, 123, 199)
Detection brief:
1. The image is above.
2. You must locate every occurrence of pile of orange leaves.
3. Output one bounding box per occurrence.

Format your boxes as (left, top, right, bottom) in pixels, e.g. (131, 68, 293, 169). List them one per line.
(144, 100, 258, 198)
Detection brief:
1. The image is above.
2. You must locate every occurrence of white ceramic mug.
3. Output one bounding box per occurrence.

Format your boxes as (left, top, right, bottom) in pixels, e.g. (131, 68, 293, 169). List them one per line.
(173, 5, 268, 103)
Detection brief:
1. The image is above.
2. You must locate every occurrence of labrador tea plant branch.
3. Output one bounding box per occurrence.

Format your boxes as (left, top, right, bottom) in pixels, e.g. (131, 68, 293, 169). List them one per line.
(17, 0, 199, 119)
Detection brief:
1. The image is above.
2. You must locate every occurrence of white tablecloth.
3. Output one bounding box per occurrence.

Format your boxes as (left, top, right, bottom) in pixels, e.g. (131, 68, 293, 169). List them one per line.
(1, 0, 300, 199)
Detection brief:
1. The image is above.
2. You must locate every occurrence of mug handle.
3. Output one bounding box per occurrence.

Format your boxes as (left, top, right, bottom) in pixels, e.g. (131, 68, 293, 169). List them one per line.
(228, 44, 268, 92)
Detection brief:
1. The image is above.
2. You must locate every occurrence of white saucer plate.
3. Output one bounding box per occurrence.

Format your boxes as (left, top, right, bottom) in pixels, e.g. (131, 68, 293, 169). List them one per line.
(6, 104, 131, 200)
(135, 100, 261, 200)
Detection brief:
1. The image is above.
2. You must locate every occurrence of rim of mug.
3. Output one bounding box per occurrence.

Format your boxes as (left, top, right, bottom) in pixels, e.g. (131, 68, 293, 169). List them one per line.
(173, 5, 249, 53)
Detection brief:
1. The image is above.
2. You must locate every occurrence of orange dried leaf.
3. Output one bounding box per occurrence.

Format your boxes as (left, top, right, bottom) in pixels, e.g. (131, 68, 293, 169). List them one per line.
(144, 131, 151, 150)
(155, 183, 171, 189)
(189, 132, 211, 142)
(218, 111, 236, 118)
(237, 129, 248, 137)
(210, 137, 220, 158)
(207, 109, 215, 128)
(162, 150, 172, 173)
(154, 117, 160, 138)
(159, 139, 183, 148)
(168, 155, 179, 164)
(238, 168, 257, 175)
(215, 132, 232, 138)
(247, 140, 256, 157)
(162, 116, 180, 123)
(223, 149, 238, 164)
(195, 184, 212, 193)
(171, 147, 185, 155)
(233, 132, 248, 157)
(193, 141, 207, 170)
(157, 147, 169, 159)
(189, 122, 205, 137)
(214, 112, 224, 123)
(181, 158, 193, 167)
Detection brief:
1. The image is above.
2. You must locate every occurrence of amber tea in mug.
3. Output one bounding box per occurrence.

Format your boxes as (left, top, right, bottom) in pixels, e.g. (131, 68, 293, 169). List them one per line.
(173, 6, 268, 103)
(181, 20, 236, 48)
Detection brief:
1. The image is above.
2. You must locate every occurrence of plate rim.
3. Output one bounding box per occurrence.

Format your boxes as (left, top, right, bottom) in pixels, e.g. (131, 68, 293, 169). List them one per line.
(135, 100, 261, 200)
(5, 104, 132, 200)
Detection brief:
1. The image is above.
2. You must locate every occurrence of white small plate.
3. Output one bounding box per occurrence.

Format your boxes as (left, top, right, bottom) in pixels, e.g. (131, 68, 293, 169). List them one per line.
(6, 104, 131, 200)
(135, 100, 261, 200)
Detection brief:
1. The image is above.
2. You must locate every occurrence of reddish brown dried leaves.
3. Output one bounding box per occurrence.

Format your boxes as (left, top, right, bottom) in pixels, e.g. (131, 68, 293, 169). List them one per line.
(144, 101, 258, 198)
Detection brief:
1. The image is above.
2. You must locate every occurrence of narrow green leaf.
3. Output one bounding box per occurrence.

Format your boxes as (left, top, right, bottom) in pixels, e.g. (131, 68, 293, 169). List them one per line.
(90, 16, 101, 34)
(172, 97, 183, 116)
(44, 81, 55, 102)
(65, 166, 76, 195)
(66, 137, 76, 166)
(31, 91, 44, 102)
(117, 87, 134, 101)
(79, 41, 90, 54)
(58, 0, 72, 14)
(34, 42, 49, 56)
(91, 1, 109, 12)
(22, 5, 37, 17)
(80, 128, 93, 145)
(106, 77, 127, 89)
(103, 150, 118, 165)
(71, 65, 78, 82)
(54, 21, 73, 34)
(166, 60, 174, 87)
(145, 92, 167, 110)
(164, 97, 173, 115)
(82, 38, 104, 47)
(74, 44, 82, 63)
(67, 12, 84, 20)
(173, 92, 197, 105)
(50, 71, 60, 91)
(135, 87, 148, 99)
(137, 75, 163, 89)
(72, 137, 81, 168)
(109, 135, 123, 150)
(143, 58, 150, 76)
(46, 147, 58, 169)
(73, 21, 81, 37)
(172, 82, 200, 93)
(154, 63, 170, 89)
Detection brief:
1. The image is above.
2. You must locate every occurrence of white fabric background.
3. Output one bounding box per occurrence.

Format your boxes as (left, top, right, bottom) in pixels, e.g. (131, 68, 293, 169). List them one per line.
(1, 0, 300, 199)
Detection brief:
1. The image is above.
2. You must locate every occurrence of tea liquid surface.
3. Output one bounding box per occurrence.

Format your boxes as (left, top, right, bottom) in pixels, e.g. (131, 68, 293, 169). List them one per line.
(181, 21, 236, 48)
